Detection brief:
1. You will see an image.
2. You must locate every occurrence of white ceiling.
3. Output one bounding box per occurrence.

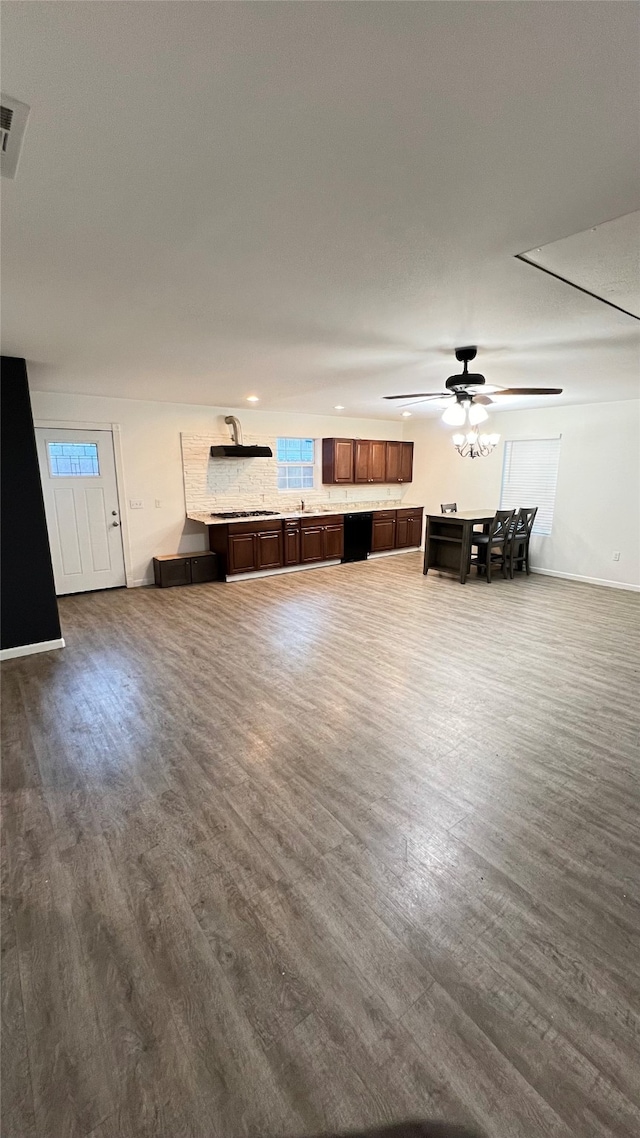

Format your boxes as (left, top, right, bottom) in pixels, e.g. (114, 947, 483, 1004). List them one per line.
(2, 1, 639, 419)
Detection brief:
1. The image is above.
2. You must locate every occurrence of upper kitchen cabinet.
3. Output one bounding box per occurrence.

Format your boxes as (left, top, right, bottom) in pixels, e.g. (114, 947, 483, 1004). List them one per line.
(322, 438, 354, 484)
(323, 438, 413, 484)
(385, 440, 414, 484)
(354, 439, 387, 484)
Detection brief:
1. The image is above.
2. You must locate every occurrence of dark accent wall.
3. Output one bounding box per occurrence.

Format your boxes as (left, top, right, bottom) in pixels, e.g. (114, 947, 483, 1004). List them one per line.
(1, 356, 61, 651)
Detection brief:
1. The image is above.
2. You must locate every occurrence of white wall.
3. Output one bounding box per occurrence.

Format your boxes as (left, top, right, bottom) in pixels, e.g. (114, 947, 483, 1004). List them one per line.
(406, 399, 640, 589)
(31, 390, 408, 585)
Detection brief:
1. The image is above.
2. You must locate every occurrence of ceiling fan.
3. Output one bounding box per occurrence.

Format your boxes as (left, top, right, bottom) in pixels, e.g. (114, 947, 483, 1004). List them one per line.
(384, 346, 563, 426)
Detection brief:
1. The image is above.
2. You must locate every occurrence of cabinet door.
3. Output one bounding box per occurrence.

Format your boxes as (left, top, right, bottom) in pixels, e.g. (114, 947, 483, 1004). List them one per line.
(323, 523, 344, 561)
(283, 525, 300, 565)
(190, 555, 217, 583)
(256, 530, 283, 570)
(406, 514, 423, 546)
(372, 518, 396, 551)
(228, 533, 257, 574)
(395, 516, 409, 548)
(353, 440, 371, 483)
(323, 438, 354, 483)
(333, 439, 354, 482)
(300, 526, 324, 563)
(369, 440, 387, 483)
(385, 441, 402, 483)
(399, 441, 414, 483)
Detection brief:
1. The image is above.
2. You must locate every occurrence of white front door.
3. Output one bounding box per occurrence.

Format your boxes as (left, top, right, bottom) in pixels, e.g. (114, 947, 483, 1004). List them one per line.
(35, 428, 126, 595)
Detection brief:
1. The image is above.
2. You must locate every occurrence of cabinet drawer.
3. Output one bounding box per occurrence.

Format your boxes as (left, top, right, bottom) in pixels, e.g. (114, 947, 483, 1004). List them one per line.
(300, 514, 341, 527)
(396, 507, 423, 519)
(373, 510, 397, 520)
(228, 519, 283, 535)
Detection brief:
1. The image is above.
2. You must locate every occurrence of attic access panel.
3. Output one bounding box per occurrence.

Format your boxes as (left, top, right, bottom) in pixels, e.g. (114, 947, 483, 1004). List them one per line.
(517, 211, 640, 320)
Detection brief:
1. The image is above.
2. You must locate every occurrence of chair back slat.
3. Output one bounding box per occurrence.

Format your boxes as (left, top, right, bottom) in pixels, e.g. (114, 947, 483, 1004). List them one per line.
(441, 502, 457, 513)
(514, 506, 538, 539)
(490, 509, 515, 541)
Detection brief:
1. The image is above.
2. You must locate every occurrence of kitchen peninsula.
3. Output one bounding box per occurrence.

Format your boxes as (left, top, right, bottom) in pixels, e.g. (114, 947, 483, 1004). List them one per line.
(187, 503, 424, 580)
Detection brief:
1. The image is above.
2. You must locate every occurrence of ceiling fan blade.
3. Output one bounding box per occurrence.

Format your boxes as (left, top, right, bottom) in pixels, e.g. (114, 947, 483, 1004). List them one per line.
(384, 392, 450, 400)
(495, 387, 563, 395)
(473, 394, 494, 405)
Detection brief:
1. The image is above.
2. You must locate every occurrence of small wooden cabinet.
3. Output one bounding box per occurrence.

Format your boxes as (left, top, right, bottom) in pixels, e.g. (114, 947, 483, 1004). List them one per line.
(153, 551, 217, 587)
(323, 438, 413, 484)
(322, 438, 354, 484)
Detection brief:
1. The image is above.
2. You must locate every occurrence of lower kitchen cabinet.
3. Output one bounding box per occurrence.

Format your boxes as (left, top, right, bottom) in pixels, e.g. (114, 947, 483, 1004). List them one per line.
(283, 519, 301, 565)
(227, 533, 258, 574)
(371, 511, 397, 552)
(256, 529, 283, 570)
(300, 526, 324, 563)
(395, 507, 424, 549)
(300, 515, 344, 563)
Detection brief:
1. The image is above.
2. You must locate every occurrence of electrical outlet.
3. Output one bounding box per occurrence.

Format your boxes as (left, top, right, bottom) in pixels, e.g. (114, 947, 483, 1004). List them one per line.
(612, 551, 620, 561)
(129, 499, 144, 510)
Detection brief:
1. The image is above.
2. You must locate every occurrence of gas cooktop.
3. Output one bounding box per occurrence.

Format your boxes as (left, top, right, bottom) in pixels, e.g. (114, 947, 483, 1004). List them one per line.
(210, 509, 281, 519)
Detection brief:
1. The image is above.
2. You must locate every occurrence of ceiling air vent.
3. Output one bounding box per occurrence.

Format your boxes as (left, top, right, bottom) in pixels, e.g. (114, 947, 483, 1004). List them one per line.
(1, 94, 30, 179)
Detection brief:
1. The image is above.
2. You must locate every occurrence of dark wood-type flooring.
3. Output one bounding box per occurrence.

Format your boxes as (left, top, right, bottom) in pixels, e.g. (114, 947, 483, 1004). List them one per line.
(2, 554, 640, 1138)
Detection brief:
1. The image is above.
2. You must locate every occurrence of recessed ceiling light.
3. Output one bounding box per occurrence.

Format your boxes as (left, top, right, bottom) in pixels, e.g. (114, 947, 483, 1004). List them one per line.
(334, 404, 345, 410)
(246, 395, 259, 403)
(401, 411, 412, 417)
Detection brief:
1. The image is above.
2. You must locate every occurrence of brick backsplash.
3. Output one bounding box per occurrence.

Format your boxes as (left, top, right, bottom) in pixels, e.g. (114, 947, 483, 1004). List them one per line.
(181, 433, 405, 514)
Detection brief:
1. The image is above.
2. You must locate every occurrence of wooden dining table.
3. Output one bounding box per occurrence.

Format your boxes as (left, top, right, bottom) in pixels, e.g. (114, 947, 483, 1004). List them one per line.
(423, 509, 496, 584)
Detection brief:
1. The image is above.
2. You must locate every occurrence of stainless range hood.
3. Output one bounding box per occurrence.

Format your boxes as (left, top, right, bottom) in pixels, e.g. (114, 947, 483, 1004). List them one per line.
(210, 416, 273, 459)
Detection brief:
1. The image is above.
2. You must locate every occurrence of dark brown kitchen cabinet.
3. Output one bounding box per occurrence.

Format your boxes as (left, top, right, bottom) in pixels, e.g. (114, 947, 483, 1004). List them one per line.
(322, 438, 354, 484)
(228, 532, 258, 574)
(300, 514, 344, 563)
(354, 439, 387, 484)
(371, 510, 397, 552)
(283, 519, 300, 565)
(385, 441, 414, 484)
(300, 526, 324, 563)
(324, 523, 344, 560)
(395, 507, 423, 549)
(255, 529, 284, 570)
(153, 551, 217, 587)
(323, 437, 413, 484)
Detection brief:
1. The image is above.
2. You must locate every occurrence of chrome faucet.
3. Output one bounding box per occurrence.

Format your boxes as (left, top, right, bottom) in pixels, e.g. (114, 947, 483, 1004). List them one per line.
(300, 499, 305, 512)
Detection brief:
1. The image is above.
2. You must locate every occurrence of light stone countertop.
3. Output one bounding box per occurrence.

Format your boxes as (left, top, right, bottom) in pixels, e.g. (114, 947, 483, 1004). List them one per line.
(187, 502, 424, 527)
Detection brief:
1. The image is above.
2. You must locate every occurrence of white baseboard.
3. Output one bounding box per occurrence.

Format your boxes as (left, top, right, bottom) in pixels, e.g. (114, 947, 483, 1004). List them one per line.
(227, 559, 342, 582)
(129, 576, 154, 588)
(368, 547, 420, 560)
(531, 567, 640, 592)
(0, 637, 66, 661)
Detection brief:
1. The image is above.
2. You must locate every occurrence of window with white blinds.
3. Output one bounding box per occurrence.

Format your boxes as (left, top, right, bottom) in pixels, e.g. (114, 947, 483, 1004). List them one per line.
(499, 438, 562, 536)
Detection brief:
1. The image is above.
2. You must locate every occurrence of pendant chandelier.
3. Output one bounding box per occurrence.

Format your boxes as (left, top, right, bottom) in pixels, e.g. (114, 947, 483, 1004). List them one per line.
(452, 430, 500, 459)
(441, 394, 500, 458)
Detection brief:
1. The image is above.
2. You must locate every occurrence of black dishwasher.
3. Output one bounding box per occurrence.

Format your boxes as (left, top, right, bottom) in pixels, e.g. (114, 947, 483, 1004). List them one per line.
(342, 512, 373, 562)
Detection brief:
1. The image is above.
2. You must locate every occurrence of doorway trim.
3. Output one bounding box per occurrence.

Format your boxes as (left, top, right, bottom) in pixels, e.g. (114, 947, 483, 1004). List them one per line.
(34, 419, 135, 588)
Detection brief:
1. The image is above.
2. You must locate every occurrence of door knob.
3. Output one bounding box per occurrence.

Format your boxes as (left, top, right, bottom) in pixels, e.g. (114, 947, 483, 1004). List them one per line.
(112, 521, 120, 527)
(111, 510, 118, 516)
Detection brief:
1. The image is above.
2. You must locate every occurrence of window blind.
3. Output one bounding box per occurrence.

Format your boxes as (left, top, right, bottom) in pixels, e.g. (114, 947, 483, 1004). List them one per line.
(500, 438, 561, 536)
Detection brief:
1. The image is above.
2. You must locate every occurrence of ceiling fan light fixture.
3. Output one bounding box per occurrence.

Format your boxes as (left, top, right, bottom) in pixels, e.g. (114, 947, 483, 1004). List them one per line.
(442, 401, 466, 426)
(468, 402, 489, 425)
